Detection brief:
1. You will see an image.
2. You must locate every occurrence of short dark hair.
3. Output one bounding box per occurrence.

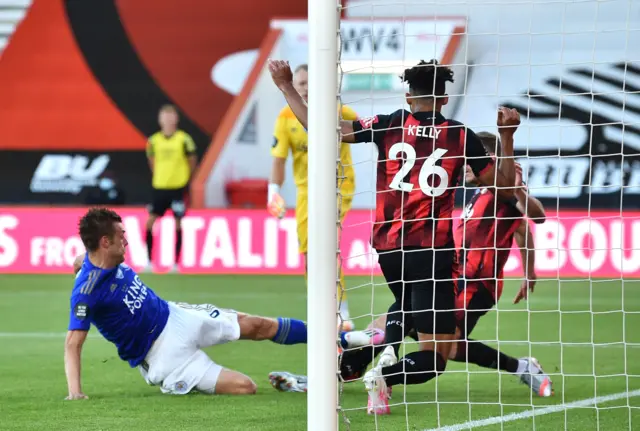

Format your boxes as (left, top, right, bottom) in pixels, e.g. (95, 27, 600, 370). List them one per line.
(401, 59, 454, 97)
(476, 131, 501, 157)
(79, 208, 122, 252)
(294, 64, 308, 74)
(159, 104, 178, 115)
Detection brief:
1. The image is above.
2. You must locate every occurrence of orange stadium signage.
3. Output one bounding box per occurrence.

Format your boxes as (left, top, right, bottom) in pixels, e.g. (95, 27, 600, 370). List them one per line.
(0, 0, 306, 151)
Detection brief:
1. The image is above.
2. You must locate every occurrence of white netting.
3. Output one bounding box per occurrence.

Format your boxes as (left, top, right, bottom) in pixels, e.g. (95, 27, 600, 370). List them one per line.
(333, 0, 640, 430)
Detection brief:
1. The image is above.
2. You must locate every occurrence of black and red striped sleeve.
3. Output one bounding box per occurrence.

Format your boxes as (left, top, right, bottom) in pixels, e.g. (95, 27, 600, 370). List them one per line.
(352, 110, 403, 146)
(465, 129, 494, 177)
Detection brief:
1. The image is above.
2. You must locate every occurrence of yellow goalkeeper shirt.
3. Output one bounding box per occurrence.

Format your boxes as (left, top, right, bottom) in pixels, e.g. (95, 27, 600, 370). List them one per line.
(271, 105, 356, 195)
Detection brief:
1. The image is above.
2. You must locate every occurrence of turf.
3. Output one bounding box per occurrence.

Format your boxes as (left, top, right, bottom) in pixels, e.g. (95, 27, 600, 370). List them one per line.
(0, 274, 638, 430)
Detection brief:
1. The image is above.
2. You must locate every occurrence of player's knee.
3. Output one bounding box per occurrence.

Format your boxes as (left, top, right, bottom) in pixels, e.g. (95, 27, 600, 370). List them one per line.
(209, 369, 257, 395)
(239, 377, 258, 395)
(225, 374, 257, 395)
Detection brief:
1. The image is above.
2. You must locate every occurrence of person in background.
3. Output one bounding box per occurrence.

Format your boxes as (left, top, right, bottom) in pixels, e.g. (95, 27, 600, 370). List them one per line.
(144, 104, 197, 274)
(268, 64, 357, 330)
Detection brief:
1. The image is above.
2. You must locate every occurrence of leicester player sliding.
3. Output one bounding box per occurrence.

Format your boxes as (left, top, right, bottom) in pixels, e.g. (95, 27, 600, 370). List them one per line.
(64, 208, 381, 400)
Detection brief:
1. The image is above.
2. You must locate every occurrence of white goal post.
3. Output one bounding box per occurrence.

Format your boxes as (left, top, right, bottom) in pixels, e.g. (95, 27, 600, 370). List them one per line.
(306, 1, 339, 431)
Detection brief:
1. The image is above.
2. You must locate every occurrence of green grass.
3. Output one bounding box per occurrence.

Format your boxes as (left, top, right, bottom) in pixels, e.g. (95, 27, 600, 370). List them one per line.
(0, 274, 639, 430)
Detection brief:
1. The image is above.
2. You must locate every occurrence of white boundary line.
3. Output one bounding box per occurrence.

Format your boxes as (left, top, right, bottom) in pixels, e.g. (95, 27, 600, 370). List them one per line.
(427, 389, 640, 431)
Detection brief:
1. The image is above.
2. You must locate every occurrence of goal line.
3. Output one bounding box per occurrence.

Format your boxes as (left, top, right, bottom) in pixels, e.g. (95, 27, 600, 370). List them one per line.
(428, 389, 640, 431)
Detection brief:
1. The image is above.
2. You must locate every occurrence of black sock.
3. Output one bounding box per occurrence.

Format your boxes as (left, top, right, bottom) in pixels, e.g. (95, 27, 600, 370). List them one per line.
(383, 350, 446, 387)
(340, 345, 386, 381)
(453, 339, 520, 373)
(146, 229, 154, 263)
(175, 228, 183, 263)
(383, 301, 414, 357)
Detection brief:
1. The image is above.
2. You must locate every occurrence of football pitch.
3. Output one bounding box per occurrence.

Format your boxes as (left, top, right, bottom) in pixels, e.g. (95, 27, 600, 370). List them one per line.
(0, 274, 639, 431)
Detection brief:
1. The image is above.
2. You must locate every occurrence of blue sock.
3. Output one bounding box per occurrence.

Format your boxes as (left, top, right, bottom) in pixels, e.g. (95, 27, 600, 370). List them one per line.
(272, 318, 307, 345)
(340, 331, 348, 349)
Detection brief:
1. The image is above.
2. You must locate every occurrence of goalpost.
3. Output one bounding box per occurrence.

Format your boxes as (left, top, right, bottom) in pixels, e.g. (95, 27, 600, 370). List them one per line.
(306, 0, 339, 430)
(306, 0, 639, 430)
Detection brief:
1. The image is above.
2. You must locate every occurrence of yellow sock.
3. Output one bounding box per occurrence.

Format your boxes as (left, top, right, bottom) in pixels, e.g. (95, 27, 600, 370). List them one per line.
(337, 270, 347, 304)
(338, 270, 351, 321)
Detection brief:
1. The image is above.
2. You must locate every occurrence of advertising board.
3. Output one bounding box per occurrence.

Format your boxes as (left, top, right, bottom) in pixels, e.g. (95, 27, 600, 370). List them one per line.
(0, 208, 637, 278)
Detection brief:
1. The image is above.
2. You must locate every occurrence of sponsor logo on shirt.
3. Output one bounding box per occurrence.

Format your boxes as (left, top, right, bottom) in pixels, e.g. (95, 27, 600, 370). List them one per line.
(123, 275, 149, 315)
(359, 116, 379, 129)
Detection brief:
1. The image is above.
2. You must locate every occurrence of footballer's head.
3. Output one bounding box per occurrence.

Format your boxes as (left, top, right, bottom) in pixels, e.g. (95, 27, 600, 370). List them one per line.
(402, 59, 454, 113)
(158, 104, 179, 132)
(476, 131, 501, 157)
(465, 132, 500, 184)
(293, 64, 308, 102)
(79, 208, 128, 266)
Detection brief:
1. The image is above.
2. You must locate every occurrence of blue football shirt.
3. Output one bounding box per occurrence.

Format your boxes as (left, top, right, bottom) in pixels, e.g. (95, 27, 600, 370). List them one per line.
(68, 256, 170, 367)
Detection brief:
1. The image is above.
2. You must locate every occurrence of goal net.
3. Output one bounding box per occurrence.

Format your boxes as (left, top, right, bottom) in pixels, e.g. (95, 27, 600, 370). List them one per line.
(327, 0, 638, 430)
(202, 0, 639, 428)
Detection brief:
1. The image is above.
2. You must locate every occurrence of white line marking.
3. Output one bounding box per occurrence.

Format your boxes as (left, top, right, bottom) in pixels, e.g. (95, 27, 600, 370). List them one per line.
(428, 389, 640, 431)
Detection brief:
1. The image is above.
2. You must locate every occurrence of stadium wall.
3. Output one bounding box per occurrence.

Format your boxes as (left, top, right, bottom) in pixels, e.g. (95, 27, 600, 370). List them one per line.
(0, 207, 637, 278)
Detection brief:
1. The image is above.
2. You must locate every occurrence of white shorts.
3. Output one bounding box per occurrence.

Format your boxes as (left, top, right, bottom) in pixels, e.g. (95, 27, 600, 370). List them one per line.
(138, 302, 240, 395)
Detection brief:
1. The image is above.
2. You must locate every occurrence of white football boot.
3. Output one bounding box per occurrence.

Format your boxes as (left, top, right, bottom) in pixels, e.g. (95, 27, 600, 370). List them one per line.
(363, 345, 397, 415)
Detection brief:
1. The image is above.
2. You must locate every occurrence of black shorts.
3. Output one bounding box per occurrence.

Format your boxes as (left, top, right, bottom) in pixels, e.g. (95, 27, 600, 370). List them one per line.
(377, 246, 456, 335)
(455, 279, 498, 337)
(148, 187, 188, 218)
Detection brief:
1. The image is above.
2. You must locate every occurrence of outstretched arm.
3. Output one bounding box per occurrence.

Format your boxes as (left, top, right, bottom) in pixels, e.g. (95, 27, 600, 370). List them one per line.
(514, 164, 546, 223)
(513, 221, 537, 304)
(64, 329, 89, 400)
(475, 108, 521, 199)
(267, 60, 356, 142)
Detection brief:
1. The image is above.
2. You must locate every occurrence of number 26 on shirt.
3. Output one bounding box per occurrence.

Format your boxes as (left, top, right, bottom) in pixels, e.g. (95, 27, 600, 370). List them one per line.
(388, 142, 449, 197)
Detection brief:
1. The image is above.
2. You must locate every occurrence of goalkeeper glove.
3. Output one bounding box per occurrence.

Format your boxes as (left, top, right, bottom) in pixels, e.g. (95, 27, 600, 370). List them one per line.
(267, 184, 286, 219)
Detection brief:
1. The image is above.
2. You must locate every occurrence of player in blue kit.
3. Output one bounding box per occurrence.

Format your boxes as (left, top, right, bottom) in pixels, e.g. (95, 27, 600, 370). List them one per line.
(65, 208, 318, 399)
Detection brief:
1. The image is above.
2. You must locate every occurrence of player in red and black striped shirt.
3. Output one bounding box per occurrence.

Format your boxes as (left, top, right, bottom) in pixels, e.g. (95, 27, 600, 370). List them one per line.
(449, 131, 553, 396)
(268, 59, 518, 404)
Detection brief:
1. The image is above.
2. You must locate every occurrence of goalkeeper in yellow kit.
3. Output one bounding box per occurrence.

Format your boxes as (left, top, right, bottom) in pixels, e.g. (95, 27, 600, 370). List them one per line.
(268, 64, 356, 330)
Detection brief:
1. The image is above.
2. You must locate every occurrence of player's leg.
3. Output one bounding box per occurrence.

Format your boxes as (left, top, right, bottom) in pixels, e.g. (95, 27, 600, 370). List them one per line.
(169, 188, 187, 273)
(144, 189, 168, 272)
(377, 248, 415, 355)
(269, 327, 385, 393)
(450, 281, 553, 397)
(196, 365, 257, 395)
(296, 190, 309, 287)
(337, 194, 354, 329)
(374, 248, 456, 388)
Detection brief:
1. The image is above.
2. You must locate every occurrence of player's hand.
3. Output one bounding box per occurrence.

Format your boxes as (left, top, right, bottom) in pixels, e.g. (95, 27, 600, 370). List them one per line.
(267, 193, 286, 219)
(513, 274, 537, 304)
(65, 392, 89, 400)
(514, 162, 527, 190)
(267, 59, 294, 91)
(497, 107, 521, 134)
